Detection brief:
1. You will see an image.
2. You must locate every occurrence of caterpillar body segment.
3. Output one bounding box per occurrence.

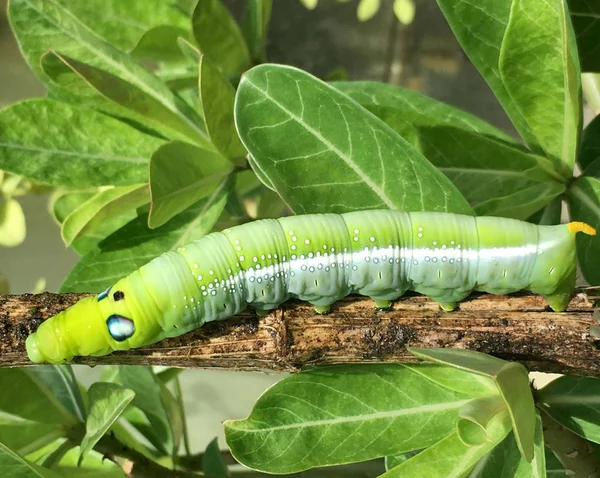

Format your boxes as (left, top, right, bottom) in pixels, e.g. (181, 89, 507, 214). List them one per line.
(25, 211, 595, 364)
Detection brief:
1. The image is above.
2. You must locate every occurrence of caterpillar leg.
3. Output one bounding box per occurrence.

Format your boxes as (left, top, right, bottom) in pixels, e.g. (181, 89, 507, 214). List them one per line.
(438, 302, 457, 312)
(372, 298, 393, 310)
(313, 304, 331, 314)
(543, 267, 576, 312)
(253, 306, 271, 317)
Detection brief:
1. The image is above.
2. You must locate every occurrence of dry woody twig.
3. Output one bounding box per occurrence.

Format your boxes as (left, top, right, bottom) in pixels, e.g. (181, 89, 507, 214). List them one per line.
(1, 290, 599, 375)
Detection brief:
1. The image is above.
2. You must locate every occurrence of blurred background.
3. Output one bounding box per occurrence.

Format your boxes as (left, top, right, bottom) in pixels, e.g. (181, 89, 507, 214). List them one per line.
(0, 0, 556, 454)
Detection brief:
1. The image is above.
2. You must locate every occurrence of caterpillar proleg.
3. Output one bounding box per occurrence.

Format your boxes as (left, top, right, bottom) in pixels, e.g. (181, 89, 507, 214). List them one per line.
(26, 211, 595, 364)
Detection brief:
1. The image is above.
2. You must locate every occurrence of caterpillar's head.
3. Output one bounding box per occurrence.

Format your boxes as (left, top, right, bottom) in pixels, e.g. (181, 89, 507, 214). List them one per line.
(26, 275, 162, 364)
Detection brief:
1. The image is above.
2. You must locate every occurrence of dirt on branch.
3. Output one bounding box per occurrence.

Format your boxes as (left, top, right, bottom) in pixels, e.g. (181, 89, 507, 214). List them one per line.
(0, 290, 599, 376)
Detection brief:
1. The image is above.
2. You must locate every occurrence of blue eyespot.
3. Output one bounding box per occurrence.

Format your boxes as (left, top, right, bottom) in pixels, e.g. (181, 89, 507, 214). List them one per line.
(106, 315, 135, 342)
(97, 286, 111, 301)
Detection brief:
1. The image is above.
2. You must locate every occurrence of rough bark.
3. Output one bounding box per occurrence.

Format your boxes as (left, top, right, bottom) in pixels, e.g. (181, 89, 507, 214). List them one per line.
(1, 290, 599, 376)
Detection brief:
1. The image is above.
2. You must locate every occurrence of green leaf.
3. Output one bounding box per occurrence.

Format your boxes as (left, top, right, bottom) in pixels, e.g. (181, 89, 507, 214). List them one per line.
(9, 0, 206, 145)
(334, 81, 566, 219)
(27, 366, 86, 423)
(203, 438, 229, 477)
(51, 191, 97, 224)
(538, 375, 600, 444)
(545, 447, 568, 477)
(60, 178, 230, 293)
(457, 395, 507, 446)
(0, 442, 62, 478)
(117, 367, 179, 456)
(384, 450, 422, 471)
(0, 420, 64, 457)
(80, 382, 135, 462)
(52, 0, 190, 53)
(0, 369, 77, 425)
(393, 0, 416, 25)
(50, 444, 126, 478)
(409, 348, 536, 461)
(0, 198, 26, 247)
(437, 0, 581, 174)
(468, 412, 546, 478)
(578, 114, 600, 173)
(199, 56, 247, 161)
(256, 189, 288, 219)
(357, 0, 381, 21)
(130, 26, 193, 63)
(224, 363, 477, 474)
(569, 0, 600, 72)
(403, 364, 498, 398)
(192, 0, 251, 74)
(235, 64, 472, 215)
(155, 367, 184, 384)
(62, 184, 149, 247)
(242, 0, 272, 63)
(149, 141, 233, 228)
(381, 409, 512, 477)
(566, 176, 600, 285)
(527, 196, 563, 225)
(0, 99, 163, 187)
(41, 52, 210, 148)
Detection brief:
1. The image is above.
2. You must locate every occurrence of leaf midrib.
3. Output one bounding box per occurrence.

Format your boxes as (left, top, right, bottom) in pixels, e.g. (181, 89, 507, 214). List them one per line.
(0, 142, 148, 164)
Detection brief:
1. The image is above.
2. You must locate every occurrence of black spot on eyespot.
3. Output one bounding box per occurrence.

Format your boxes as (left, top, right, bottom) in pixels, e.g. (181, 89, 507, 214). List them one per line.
(113, 291, 125, 301)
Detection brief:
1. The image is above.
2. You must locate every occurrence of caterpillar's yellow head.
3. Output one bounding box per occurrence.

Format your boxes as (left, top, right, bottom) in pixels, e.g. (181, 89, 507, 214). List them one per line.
(26, 275, 162, 364)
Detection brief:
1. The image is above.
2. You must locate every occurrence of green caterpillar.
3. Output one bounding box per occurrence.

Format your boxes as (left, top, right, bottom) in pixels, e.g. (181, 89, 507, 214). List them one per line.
(26, 211, 595, 364)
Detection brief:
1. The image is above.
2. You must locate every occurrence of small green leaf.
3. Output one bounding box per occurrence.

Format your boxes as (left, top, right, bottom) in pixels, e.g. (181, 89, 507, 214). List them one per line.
(50, 444, 126, 478)
(235, 64, 472, 215)
(80, 383, 135, 462)
(27, 366, 86, 423)
(130, 26, 193, 63)
(203, 438, 229, 477)
(538, 375, 600, 444)
(381, 409, 512, 477)
(61, 184, 149, 247)
(225, 363, 477, 474)
(569, 0, 600, 72)
(0, 442, 62, 478)
(384, 450, 422, 471)
(0, 419, 63, 457)
(256, 189, 288, 218)
(51, 191, 97, 224)
(0, 99, 162, 188)
(409, 348, 536, 461)
(566, 176, 600, 285)
(393, 0, 415, 25)
(527, 196, 562, 225)
(148, 141, 233, 228)
(457, 395, 507, 446)
(60, 178, 230, 293)
(468, 411, 546, 478)
(155, 367, 184, 384)
(0, 198, 26, 247)
(403, 364, 498, 398)
(578, 114, 600, 173)
(41, 52, 210, 148)
(199, 56, 247, 161)
(437, 0, 581, 174)
(545, 447, 568, 476)
(357, 0, 381, 21)
(192, 0, 251, 74)
(242, 0, 272, 63)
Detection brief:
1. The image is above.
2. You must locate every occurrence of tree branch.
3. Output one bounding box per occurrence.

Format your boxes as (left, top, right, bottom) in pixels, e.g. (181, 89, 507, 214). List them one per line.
(1, 290, 599, 376)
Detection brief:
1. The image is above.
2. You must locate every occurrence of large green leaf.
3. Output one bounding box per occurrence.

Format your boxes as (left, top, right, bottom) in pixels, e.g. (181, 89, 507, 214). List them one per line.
(54, 0, 190, 53)
(235, 64, 472, 215)
(468, 412, 546, 478)
(241, 0, 272, 63)
(334, 81, 565, 219)
(49, 444, 126, 478)
(0, 419, 63, 457)
(0, 442, 62, 478)
(224, 363, 481, 474)
(9, 0, 205, 144)
(578, 114, 600, 173)
(149, 141, 233, 228)
(437, 0, 581, 174)
(41, 52, 210, 148)
(381, 409, 512, 477)
(568, 0, 600, 72)
(566, 176, 600, 285)
(538, 375, 600, 444)
(61, 185, 149, 247)
(192, 0, 251, 74)
(409, 348, 536, 462)
(0, 99, 163, 187)
(60, 178, 230, 293)
(80, 383, 135, 462)
(0, 198, 26, 247)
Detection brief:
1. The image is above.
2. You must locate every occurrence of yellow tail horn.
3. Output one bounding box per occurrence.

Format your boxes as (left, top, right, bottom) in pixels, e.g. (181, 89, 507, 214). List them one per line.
(567, 221, 596, 236)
